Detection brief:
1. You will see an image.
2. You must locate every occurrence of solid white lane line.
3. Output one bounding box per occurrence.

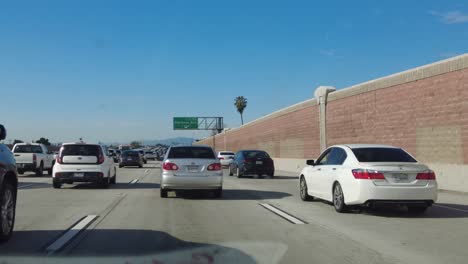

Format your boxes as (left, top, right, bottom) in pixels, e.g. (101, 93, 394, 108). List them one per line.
(145, 169, 149, 173)
(46, 215, 97, 254)
(129, 179, 139, 184)
(259, 203, 307, 224)
(434, 204, 468, 213)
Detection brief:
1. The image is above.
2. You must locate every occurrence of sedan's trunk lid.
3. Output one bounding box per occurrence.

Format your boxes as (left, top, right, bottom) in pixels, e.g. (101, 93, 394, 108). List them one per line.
(359, 162, 431, 186)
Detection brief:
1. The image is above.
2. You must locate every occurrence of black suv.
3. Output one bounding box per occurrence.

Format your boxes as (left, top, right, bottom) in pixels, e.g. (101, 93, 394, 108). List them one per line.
(0, 124, 18, 242)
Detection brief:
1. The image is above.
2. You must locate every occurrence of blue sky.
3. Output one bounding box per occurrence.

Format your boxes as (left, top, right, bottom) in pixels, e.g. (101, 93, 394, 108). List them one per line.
(0, 0, 467, 143)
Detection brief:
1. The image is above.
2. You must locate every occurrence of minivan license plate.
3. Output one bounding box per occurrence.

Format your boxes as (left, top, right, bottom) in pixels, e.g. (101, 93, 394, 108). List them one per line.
(74, 172, 85, 177)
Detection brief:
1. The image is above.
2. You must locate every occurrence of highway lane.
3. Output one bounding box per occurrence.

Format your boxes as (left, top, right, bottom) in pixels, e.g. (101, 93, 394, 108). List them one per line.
(1, 161, 467, 263)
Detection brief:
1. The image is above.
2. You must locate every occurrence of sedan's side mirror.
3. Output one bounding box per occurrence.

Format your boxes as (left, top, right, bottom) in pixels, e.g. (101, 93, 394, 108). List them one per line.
(306, 159, 315, 166)
(0, 124, 6, 140)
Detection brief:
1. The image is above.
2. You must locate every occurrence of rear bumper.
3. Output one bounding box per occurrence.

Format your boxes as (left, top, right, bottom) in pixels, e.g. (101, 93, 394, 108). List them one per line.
(16, 163, 37, 172)
(243, 166, 274, 175)
(53, 171, 107, 183)
(161, 175, 223, 190)
(346, 181, 438, 205)
(220, 160, 233, 166)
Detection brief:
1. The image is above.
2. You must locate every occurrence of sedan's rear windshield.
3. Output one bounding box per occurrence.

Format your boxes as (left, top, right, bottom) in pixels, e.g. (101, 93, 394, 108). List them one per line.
(61, 145, 100, 156)
(220, 152, 235, 155)
(123, 151, 139, 157)
(14, 145, 43, 153)
(244, 151, 270, 159)
(168, 147, 215, 159)
(352, 148, 417, 163)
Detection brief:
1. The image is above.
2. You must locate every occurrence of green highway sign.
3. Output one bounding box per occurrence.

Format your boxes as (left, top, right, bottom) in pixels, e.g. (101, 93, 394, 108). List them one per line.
(173, 117, 198, 130)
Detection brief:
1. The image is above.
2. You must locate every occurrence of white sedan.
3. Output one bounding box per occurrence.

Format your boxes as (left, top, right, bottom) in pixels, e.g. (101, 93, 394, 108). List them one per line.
(299, 144, 438, 213)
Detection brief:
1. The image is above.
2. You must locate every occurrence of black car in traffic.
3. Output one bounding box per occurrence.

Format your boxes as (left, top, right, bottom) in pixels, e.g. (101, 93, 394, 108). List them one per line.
(229, 150, 275, 178)
(0, 124, 18, 241)
(119, 150, 144, 168)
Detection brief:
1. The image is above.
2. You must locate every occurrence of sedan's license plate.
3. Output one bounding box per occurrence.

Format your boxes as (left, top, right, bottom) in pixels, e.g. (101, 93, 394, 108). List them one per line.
(74, 172, 85, 177)
(256, 161, 263, 165)
(392, 173, 408, 182)
(187, 166, 198, 172)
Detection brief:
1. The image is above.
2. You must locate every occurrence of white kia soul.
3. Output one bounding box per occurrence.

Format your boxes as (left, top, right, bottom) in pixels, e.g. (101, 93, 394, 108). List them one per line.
(52, 142, 116, 188)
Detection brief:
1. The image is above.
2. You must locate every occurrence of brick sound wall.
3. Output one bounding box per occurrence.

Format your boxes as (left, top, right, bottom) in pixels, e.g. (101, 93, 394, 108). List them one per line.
(197, 55, 468, 168)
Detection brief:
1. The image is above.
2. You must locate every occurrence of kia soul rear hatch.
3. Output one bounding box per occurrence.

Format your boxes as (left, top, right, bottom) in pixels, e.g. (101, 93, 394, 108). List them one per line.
(61, 144, 101, 164)
(166, 147, 218, 176)
(352, 147, 431, 186)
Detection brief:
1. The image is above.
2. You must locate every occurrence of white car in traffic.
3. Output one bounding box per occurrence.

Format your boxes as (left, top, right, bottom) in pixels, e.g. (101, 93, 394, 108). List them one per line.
(217, 151, 235, 167)
(299, 144, 437, 213)
(160, 146, 223, 198)
(52, 142, 116, 188)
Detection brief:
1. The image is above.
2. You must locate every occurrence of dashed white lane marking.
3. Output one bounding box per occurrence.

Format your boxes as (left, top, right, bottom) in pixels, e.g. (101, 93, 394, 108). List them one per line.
(129, 179, 139, 184)
(434, 204, 468, 213)
(46, 215, 98, 254)
(145, 169, 149, 173)
(259, 203, 307, 224)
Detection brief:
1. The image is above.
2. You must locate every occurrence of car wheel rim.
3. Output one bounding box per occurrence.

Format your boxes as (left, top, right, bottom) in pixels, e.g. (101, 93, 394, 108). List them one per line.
(300, 178, 307, 198)
(1, 188, 14, 235)
(334, 185, 343, 209)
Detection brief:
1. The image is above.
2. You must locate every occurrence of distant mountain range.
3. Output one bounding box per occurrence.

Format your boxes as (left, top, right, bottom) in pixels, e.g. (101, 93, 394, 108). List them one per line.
(103, 137, 196, 147)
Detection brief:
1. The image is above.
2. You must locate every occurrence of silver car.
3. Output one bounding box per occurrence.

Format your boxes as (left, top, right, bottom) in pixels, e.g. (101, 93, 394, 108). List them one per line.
(160, 146, 223, 198)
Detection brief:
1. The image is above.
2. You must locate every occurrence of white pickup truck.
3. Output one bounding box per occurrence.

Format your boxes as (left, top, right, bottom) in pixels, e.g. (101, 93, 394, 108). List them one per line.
(12, 143, 54, 176)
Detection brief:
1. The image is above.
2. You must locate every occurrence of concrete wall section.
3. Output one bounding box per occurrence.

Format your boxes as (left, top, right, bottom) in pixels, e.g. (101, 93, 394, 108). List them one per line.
(196, 54, 468, 192)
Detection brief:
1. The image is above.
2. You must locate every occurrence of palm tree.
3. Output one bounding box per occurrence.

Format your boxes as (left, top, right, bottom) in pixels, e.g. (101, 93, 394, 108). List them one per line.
(234, 96, 248, 125)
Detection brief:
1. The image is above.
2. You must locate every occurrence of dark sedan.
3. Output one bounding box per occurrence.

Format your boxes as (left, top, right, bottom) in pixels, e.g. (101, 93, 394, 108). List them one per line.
(229, 150, 275, 178)
(119, 150, 144, 168)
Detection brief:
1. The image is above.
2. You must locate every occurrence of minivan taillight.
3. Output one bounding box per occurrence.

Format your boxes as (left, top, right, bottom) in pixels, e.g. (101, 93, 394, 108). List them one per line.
(207, 163, 222, 171)
(97, 149, 105, 164)
(416, 171, 436, 180)
(163, 162, 179, 171)
(352, 169, 385, 180)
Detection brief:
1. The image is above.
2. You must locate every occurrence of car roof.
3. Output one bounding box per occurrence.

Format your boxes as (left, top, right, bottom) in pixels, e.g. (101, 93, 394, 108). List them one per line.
(238, 150, 268, 152)
(62, 142, 100, 146)
(337, 144, 401, 149)
(170, 145, 212, 148)
(14, 143, 41, 145)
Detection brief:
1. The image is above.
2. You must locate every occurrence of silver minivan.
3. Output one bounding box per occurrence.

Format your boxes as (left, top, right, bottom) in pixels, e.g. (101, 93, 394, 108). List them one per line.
(160, 146, 223, 198)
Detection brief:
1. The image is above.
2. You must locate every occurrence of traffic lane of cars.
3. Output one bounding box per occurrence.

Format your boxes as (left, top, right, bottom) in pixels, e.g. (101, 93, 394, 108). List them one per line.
(229, 169, 468, 264)
(0, 162, 158, 255)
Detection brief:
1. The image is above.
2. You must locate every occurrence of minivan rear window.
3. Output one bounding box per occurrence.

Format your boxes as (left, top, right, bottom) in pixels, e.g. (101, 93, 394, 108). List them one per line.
(61, 145, 100, 156)
(352, 148, 417, 163)
(14, 145, 43, 153)
(123, 151, 139, 157)
(168, 147, 215, 159)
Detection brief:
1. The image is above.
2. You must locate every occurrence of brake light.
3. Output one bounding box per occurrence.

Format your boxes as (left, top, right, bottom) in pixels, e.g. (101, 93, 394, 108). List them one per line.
(352, 169, 385, 180)
(416, 171, 436, 180)
(97, 148, 105, 164)
(33, 154, 37, 162)
(207, 163, 222, 171)
(57, 147, 64, 164)
(163, 162, 179, 171)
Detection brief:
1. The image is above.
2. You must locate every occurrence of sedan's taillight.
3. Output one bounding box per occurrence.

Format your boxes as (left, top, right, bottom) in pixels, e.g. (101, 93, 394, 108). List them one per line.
(416, 171, 436, 180)
(207, 163, 222, 171)
(352, 169, 385, 180)
(163, 162, 179, 171)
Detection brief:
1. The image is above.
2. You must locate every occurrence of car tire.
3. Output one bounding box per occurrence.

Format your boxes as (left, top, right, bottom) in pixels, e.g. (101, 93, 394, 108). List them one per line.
(36, 163, 44, 177)
(235, 167, 243, 178)
(139, 165, 143, 168)
(99, 178, 110, 189)
(407, 205, 428, 214)
(17, 169, 24, 175)
(119, 164, 123, 168)
(214, 188, 222, 198)
(160, 188, 168, 198)
(47, 168, 53, 176)
(110, 171, 116, 184)
(229, 167, 233, 176)
(0, 182, 16, 242)
(300, 176, 313, 201)
(53, 181, 61, 189)
(333, 182, 348, 213)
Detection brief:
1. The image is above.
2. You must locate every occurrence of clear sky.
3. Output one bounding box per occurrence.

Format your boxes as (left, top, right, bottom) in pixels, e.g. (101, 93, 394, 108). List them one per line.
(1, 0, 467, 143)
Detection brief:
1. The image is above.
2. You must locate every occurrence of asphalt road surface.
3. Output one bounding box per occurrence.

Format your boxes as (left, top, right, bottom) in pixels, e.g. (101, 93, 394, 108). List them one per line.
(1, 160, 468, 263)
